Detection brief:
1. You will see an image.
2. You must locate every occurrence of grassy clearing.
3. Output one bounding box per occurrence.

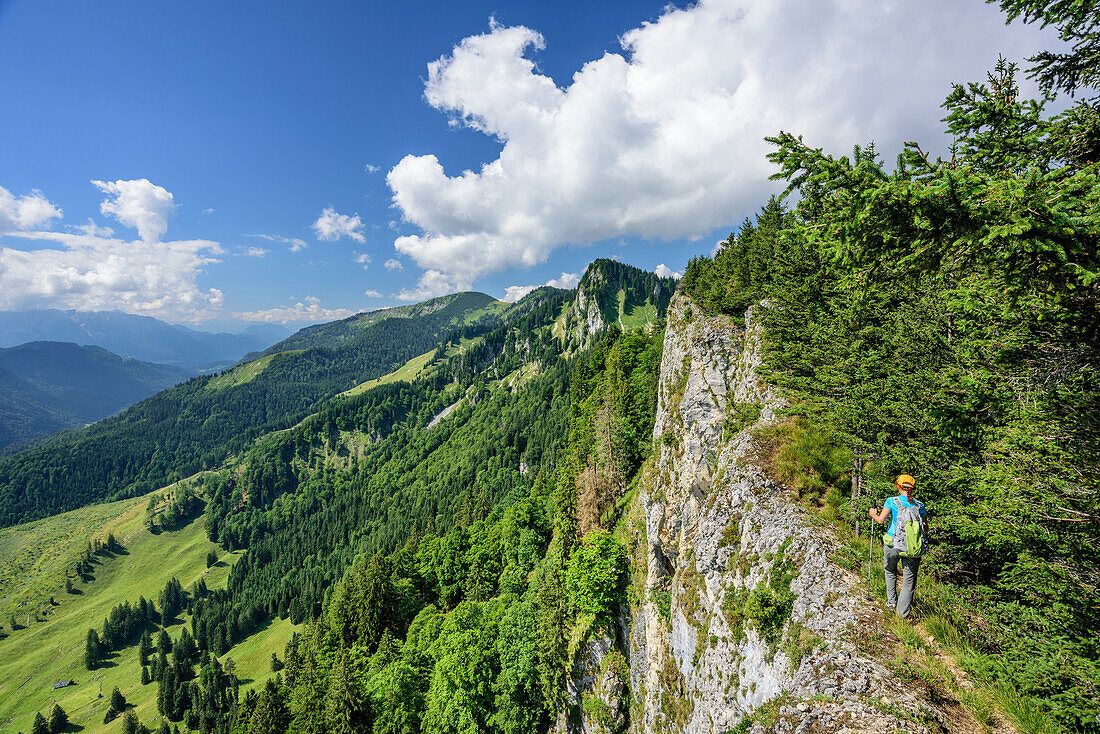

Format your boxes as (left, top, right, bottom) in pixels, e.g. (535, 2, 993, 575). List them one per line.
(617, 289, 659, 332)
(502, 362, 539, 392)
(0, 496, 296, 734)
(462, 299, 509, 325)
(0, 498, 144, 624)
(550, 300, 572, 342)
(218, 617, 299, 695)
(205, 351, 301, 391)
(340, 349, 436, 396)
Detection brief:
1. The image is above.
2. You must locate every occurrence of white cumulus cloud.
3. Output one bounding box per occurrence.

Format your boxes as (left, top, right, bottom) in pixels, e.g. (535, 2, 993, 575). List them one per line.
(655, 264, 681, 280)
(365, 163, 380, 174)
(388, 1, 1059, 296)
(547, 272, 579, 289)
(394, 269, 458, 302)
(0, 186, 63, 232)
(1, 231, 224, 317)
(0, 180, 224, 320)
(354, 252, 372, 269)
(503, 285, 537, 302)
(233, 296, 358, 324)
(245, 247, 269, 258)
(248, 233, 308, 252)
(92, 178, 175, 244)
(384, 258, 403, 271)
(313, 207, 366, 243)
(364, 289, 382, 298)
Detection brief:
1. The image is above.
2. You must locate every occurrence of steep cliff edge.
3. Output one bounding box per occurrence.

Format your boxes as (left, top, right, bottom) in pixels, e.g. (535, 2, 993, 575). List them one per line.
(566, 293, 976, 734)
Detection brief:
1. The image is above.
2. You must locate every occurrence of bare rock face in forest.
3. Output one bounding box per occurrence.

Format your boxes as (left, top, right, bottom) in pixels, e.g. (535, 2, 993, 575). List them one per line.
(560, 293, 954, 734)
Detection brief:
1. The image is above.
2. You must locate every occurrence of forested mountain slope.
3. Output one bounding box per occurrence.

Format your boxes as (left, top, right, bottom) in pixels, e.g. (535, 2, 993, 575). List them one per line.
(0, 482, 291, 734)
(4, 2, 1097, 727)
(0, 260, 675, 734)
(0, 291, 518, 528)
(0, 341, 191, 453)
(142, 24, 1094, 732)
(4, 249, 1090, 733)
(557, 259, 675, 346)
(256, 292, 508, 358)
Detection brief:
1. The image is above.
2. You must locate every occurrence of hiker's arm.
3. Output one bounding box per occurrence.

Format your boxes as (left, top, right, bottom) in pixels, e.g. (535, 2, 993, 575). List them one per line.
(868, 505, 890, 523)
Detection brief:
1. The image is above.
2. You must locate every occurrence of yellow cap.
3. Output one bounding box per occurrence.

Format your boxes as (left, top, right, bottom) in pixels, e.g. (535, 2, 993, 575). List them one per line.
(895, 474, 916, 489)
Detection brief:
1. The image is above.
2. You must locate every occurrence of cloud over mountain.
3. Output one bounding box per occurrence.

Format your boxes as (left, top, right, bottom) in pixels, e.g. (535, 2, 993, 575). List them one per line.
(388, 0, 1057, 298)
(0, 180, 223, 320)
(234, 296, 358, 324)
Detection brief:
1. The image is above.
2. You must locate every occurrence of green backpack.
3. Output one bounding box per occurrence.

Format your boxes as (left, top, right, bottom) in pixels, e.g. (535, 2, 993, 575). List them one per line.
(886, 497, 926, 558)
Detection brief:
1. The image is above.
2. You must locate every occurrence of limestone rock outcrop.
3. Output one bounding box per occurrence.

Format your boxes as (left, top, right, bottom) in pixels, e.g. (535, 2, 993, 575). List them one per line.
(561, 293, 955, 734)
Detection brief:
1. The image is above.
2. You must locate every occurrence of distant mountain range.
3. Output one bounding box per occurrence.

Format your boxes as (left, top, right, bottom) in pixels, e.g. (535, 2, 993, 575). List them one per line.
(0, 310, 291, 372)
(0, 341, 192, 453)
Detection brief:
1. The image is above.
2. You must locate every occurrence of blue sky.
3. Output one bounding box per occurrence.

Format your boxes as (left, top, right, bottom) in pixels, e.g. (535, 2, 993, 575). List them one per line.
(0, 0, 1061, 328)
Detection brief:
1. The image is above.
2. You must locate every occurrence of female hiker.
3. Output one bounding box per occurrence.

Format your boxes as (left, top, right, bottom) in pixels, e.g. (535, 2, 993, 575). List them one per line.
(869, 474, 928, 619)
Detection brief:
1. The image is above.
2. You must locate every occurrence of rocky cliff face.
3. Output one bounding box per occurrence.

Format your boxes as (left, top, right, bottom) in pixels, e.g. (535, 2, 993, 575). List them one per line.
(563, 293, 956, 734)
(558, 259, 673, 349)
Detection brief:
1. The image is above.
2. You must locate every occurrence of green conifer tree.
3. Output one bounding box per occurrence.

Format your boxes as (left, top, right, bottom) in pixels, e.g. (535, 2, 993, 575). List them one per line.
(110, 686, 126, 713)
(84, 628, 101, 670)
(48, 703, 67, 733)
(247, 680, 289, 734)
(157, 628, 169, 651)
(139, 629, 152, 665)
(323, 651, 362, 734)
(120, 709, 139, 734)
(288, 658, 325, 734)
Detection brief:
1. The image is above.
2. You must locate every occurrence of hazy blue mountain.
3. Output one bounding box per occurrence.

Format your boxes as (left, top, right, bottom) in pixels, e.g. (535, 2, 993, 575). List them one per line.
(238, 323, 293, 343)
(0, 341, 191, 453)
(0, 310, 282, 371)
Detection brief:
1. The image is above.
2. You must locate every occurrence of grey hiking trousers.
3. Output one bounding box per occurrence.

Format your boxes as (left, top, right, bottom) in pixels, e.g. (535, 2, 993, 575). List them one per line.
(884, 545, 920, 618)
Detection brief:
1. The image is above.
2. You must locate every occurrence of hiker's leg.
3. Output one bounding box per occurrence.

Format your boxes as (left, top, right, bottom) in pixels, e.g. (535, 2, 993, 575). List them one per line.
(883, 545, 899, 609)
(897, 556, 921, 619)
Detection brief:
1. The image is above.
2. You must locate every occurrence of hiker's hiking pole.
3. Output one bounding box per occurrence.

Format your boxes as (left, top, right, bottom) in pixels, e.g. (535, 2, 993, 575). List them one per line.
(866, 498, 876, 600)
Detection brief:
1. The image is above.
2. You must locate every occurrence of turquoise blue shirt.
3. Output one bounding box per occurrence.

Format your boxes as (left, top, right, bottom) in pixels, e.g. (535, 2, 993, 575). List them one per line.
(884, 495, 927, 538)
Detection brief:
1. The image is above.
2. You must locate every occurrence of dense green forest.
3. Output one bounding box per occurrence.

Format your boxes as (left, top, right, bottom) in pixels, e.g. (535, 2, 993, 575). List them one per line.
(0, 292, 511, 527)
(68, 263, 663, 733)
(683, 6, 1099, 726)
(192, 323, 662, 734)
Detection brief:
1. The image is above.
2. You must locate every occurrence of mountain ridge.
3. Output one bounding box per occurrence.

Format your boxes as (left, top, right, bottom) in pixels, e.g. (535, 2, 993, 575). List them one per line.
(0, 275, 612, 528)
(0, 341, 191, 454)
